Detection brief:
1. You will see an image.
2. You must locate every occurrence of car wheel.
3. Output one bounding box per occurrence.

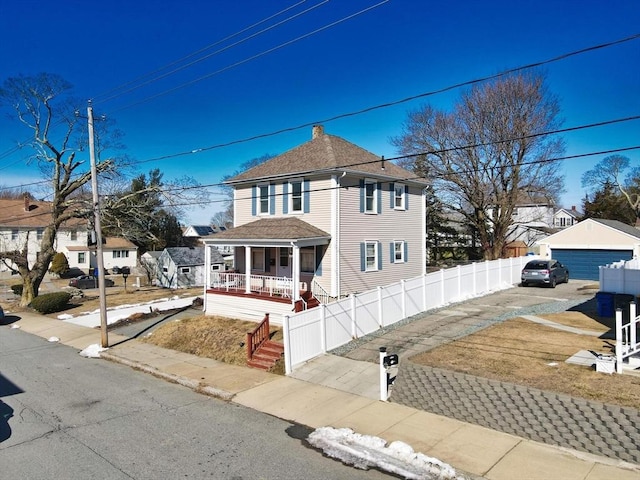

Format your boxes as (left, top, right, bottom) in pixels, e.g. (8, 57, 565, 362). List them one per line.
(521, 281, 528, 287)
(550, 277, 557, 288)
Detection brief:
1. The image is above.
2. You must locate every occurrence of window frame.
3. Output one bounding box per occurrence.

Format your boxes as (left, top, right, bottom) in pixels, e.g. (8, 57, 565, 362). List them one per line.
(70, 230, 78, 241)
(11, 229, 18, 240)
(364, 241, 378, 272)
(251, 248, 265, 271)
(393, 240, 405, 263)
(393, 183, 406, 210)
(289, 179, 304, 213)
(180, 266, 191, 274)
(78, 252, 86, 264)
(364, 179, 377, 214)
(300, 246, 315, 273)
(258, 183, 270, 215)
(36, 228, 44, 240)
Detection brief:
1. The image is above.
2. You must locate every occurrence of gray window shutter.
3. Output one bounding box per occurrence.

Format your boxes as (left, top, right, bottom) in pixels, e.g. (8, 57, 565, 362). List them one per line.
(303, 179, 310, 213)
(359, 179, 365, 213)
(251, 185, 257, 216)
(360, 242, 366, 271)
(377, 182, 382, 214)
(283, 182, 289, 214)
(269, 184, 276, 215)
(377, 241, 383, 270)
(315, 245, 322, 276)
(390, 242, 395, 263)
(389, 182, 395, 209)
(404, 241, 408, 262)
(405, 185, 409, 210)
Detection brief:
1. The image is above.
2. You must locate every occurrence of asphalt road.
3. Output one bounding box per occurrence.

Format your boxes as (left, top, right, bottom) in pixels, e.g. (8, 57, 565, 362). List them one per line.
(0, 327, 391, 480)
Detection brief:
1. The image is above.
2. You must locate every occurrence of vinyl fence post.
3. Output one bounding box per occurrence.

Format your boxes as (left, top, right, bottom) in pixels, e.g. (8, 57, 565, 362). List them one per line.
(401, 280, 406, 319)
(615, 309, 623, 374)
(631, 302, 637, 349)
(351, 294, 357, 338)
(472, 262, 477, 296)
(377, 286, 384, 328)
(379, 347, 388, 401)
(440, 269, 445, 305)
(457, 265, 461, 300)
(283, 314, 292, 375)
(422, 273, 427, 311)
(320, 304, 327, 353)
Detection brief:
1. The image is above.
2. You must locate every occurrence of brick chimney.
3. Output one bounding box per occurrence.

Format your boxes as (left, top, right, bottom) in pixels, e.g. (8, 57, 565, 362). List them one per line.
(312, 125, 324, 139)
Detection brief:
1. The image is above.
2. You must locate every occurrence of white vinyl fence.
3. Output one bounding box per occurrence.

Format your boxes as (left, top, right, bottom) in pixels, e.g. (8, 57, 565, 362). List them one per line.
(282, 256, 533, 373)
(600, 258, 640, 295)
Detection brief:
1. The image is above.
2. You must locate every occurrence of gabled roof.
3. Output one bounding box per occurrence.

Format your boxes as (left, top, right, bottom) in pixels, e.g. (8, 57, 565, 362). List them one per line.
(554, 207, 582, 219)
(227, 125, 426, 186)
(591, 219, 640, 239)
(202, 217, 330, 242)
(190, 225, 215, 236)
(0, 198, 84, 228)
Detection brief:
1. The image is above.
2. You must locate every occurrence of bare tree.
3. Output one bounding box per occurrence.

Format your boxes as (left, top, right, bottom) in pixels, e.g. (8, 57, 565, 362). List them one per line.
(0, 73, 119, 305)
(392, 72, 565, 260)
(581, 154, 640, 224)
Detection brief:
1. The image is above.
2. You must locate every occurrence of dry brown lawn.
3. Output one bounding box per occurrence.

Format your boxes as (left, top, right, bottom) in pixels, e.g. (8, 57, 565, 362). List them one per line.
(141, 315, 285, 374)
(411, 312, 640, 409)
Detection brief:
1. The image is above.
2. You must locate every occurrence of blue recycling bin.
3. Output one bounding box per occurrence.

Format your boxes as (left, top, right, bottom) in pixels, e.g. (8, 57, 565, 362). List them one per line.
(595, 292, 615, 318)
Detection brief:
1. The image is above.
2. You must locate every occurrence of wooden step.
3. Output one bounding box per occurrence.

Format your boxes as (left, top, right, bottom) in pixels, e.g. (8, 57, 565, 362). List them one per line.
(247, 341, 284, 370)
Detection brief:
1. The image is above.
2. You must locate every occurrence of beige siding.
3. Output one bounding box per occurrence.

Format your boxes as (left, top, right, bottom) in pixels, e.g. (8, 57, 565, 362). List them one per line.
(538, 220, 640, 254)
(338, 178, 424, 294)
(234, 178, 333, 231)
(205, 293, 290, 324)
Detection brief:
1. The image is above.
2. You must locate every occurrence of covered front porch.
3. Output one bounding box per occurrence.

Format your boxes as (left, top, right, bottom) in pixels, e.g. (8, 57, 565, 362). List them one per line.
(202, 217, 331, 320)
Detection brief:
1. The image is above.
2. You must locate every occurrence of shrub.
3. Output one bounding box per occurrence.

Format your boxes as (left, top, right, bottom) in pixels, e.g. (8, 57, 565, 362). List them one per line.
(10, 284, 23, 296)
(31, 292, 72, 314)
(49, 252, 69, 276)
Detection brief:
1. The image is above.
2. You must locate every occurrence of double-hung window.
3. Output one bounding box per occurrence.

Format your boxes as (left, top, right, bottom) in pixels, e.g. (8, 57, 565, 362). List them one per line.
(392, 240, 406, 263)
(258, 184, 270, 215)
(36, 228, 43, 240)
(394, 184, 405, 210)
(78, 252, 86, 264)
(365, 180, 376, 213)
(251, 248, 265, 271)
(300, 246, 315, 273)
(290, 180, 303, 213)
(11, 229, 18, 240)
(363, 241, 379, 272)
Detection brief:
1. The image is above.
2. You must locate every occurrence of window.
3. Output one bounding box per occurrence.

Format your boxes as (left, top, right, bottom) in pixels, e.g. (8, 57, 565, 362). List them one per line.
(365, 181, 376, 213)
(301, 247, 315, 273)
(392, 241, 405, 263)
(394, 184, 405, 210)
(11, 229, 18, 240)
(112, 250, 129, 258)
(279, 248, 289, 267)
(363, 241, 379, 272)
(180, 267, 191, 274)
(162, 267, 168, 273)
(251, 248, 265, 271)
(211, 264, 222, 271)
(36, 228, 43, 240)
(78, 252, 86, 264)
(259, 184, 270, 214)
(70, 230, 77, 241)
(290, 180, 303, 213)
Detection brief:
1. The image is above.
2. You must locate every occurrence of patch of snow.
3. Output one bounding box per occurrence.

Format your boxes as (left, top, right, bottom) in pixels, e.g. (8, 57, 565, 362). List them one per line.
(79, 344, 108, 358)
(11, 324, 20, 329)
(57, 313, 74, 320)
(48, 336, 60, 342)
(307, 427, 467, 480)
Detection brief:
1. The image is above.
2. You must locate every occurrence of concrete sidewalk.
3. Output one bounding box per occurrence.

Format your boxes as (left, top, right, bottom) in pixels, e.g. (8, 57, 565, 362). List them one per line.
(5, 310, 639, 480)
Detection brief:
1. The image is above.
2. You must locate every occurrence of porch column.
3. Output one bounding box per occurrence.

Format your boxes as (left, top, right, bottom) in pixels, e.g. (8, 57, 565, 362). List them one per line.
(292, 244, 300, 302)
(245, 246, 252, 294)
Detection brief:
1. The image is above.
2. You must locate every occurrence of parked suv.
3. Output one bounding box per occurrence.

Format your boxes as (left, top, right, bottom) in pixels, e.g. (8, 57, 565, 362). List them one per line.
(521, 259, 569, 288)
(68, 275, 115, 289)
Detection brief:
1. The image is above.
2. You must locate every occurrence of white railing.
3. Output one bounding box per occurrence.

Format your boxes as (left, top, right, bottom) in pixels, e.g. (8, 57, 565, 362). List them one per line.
(600, 259, 640, 295)
(209, 272, 298, 299)
(282, 256, 532, 373)
(311, 279, 337, 305)
(616, 302, 640, 373)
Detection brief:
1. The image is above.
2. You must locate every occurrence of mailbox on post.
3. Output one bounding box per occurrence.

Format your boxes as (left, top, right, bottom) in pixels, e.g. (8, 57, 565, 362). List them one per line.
(121, 266, 130, 291)
(379, 347, 399, 402)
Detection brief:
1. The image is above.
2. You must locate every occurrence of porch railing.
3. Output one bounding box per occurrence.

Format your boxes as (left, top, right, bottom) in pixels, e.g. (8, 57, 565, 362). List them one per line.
(311, 278, 339, 305)
(247, 313, 270, 361)
(210, 272, 305, 299)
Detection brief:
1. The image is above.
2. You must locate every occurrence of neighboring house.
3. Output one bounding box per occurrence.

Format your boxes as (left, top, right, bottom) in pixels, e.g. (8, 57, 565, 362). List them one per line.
(553, 206, 582, 229)
(506, 200, 556, 247)
(536, 218, 640, 280)
(0, 196, 86, 272)
(157, 246, 225, 288)
(202, 125, 427, 320)
(65, 237, 138, 274)
(183, 225, 233, 254)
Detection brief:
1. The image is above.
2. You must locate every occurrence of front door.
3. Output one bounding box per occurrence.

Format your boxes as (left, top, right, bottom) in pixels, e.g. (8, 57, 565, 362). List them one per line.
(276, 247, 292, 278)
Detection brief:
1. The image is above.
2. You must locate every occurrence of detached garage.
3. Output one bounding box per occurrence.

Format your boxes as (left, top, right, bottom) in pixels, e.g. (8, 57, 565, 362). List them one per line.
(537, 219, 640, 281)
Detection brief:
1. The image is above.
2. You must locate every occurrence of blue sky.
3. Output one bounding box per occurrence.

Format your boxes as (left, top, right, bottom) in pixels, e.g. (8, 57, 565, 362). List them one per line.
(0, 0, 638, 224)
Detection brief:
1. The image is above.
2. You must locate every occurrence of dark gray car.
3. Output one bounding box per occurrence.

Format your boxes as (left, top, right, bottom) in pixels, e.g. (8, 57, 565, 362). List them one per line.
(68, 275, 115, 289)
(521, 259, 569, 288)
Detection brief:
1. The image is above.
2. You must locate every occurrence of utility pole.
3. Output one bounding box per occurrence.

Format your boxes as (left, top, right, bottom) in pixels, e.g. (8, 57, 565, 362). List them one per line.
(88, 102, 109, 347)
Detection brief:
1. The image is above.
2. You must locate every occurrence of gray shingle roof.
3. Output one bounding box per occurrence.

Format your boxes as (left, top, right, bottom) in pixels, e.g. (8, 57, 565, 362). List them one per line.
(202, 217, 330, 242)
(165, 247, 205, 266)
(592, 219, 640, 239)
(227, 127, 426, 185)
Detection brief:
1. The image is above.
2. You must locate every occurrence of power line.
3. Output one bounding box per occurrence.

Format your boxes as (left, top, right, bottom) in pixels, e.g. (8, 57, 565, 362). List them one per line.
(105, 1, 391, 114)
(92, 1, 329, 105)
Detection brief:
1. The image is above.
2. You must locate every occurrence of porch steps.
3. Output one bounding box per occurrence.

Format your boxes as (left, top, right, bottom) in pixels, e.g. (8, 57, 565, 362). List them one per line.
(247, 340, 284, 371)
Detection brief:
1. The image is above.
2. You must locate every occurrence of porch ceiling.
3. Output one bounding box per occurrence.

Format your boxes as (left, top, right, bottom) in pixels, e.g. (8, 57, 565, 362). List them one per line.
(202, 217, 330, 247)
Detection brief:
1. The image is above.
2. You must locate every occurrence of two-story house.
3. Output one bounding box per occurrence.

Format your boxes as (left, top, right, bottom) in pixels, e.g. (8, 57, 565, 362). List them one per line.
(202, 125, 427, 322)
(553, 206, 581, 229)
